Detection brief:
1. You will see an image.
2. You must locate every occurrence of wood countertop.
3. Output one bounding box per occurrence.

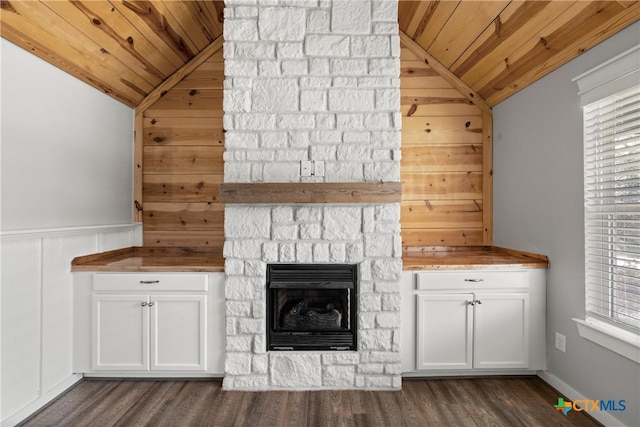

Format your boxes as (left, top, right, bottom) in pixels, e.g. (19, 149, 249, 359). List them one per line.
(72, 246, 547, 273)
(71, 247, 225, 272)
(402, 246, 548, 270)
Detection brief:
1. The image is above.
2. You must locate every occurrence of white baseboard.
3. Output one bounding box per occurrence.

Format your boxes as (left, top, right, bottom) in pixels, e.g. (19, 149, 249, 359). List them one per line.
(538, 371, 627, 427)
(1, 374, 83, 426)
(402, 369, 538, 378)
(83, 373, 224, 378)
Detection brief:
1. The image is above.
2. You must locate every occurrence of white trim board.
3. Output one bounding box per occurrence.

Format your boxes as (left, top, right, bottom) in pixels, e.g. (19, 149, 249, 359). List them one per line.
(573, 318, 640, 364)
(1, 375, 82, 427)
(0, 224, 141, 240)
(538, 371, 628, 427)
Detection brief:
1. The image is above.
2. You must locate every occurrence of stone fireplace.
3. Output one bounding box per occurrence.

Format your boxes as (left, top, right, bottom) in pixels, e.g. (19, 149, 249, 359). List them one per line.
(222, 0, 402, 390)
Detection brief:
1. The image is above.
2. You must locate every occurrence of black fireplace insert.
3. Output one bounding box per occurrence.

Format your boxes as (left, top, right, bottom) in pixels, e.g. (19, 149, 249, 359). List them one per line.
(267, 264, 357, 351)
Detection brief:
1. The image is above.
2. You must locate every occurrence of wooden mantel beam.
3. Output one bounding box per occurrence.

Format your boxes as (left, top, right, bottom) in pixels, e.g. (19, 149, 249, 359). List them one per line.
(220, 182, 403, 204)
(399, 31, 492, 115)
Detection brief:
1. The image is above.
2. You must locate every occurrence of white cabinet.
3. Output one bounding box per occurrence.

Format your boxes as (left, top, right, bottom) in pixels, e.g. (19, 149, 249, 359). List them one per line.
(92, 294, 149, 370)
(473, 292, 529, 369)
(74, 272, 225, 377)
(416, 293, 473, 370)
(405, 269, 546, 375)
(150, 294, 207, 371)
(417, 292, 530, 370)
(92, 293, 207, 371)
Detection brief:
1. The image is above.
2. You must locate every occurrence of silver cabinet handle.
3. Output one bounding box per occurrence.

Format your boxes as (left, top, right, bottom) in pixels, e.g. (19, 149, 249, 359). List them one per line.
(148, 302, 155, 307)
(141, 302, 147, 307)
(464, 279, 484, 282)
(475, 300, 482, 305)
(140, 280, 160, 284)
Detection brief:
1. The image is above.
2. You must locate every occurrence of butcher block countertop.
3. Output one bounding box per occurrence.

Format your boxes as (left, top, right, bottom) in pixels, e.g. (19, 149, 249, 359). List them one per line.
(72, 246, 548, 273)
(402, 246, 548, 270)
(72, 247, 225, 273)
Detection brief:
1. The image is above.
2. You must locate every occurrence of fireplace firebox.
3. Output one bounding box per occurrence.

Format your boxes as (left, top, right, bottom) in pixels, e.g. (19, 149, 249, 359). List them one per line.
(267, 264, 357, 351)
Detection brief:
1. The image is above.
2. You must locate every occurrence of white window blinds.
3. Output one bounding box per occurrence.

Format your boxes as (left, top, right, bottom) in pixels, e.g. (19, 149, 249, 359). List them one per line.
(584, 84, 640, 331)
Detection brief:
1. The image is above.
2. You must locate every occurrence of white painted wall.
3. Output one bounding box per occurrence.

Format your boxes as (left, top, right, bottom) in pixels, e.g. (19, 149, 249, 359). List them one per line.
(0, 38, 134, 231)
(493, 22, 640, 427)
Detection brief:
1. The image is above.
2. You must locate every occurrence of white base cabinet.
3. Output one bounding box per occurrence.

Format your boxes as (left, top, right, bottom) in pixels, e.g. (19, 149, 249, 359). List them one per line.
(92, 294, 207, 372)
(149, 294, 207, 371)
(417, 292, 530, 370)
(92, 293, 149, 371)
(473, 292, 529, 369)
(403, 269, 545, 375)
(74, 272, 225, 377)
(416, 293, 473, 370)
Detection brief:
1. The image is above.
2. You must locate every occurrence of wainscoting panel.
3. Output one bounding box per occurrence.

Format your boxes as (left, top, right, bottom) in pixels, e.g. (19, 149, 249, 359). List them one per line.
(1, 237, 42, 422)
(0, 224, 142, 426)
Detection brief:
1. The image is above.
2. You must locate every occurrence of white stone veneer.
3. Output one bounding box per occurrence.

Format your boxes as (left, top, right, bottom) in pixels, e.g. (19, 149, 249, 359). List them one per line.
(223, 204, 402, 389)
(223, 0, 401, 390)
(223, 0, 401, 183)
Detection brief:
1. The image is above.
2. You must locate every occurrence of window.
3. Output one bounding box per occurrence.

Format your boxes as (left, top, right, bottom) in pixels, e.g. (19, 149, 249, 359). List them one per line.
(584, 84, 640, 332)
(573, 45, 640, 362)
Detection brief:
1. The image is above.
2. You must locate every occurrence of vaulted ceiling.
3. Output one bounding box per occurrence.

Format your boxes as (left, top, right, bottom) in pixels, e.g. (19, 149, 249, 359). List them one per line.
(1, 1, 225, 107)
(1, 1, 639, 109)
(399, 1, 640, 106)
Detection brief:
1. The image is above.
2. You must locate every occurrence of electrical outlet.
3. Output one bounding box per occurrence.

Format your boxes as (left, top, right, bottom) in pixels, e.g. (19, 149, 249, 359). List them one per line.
(314, 160, 325, 177)
(555, 332, 566, 353)
(301, 161, 312, 177)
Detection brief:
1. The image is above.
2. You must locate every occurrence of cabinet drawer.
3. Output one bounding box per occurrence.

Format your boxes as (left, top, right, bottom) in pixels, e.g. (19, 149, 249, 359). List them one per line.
(416, 271, 527, 291)
(93, 273, 208, 292)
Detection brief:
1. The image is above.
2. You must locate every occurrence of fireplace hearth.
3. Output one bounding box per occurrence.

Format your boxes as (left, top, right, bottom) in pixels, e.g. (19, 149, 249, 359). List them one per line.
(267, 264, 357, 351)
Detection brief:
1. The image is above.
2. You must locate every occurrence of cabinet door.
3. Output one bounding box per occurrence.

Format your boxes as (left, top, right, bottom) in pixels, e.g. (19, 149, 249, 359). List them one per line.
(92, 294, 149, 371)
(473, 292, 529, 369)
(416, 293, 473, 370)
(150, 295, 207, 371)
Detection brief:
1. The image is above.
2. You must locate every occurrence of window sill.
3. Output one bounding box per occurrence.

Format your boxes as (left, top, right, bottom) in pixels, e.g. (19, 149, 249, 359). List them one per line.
(573, 318, 640, 364)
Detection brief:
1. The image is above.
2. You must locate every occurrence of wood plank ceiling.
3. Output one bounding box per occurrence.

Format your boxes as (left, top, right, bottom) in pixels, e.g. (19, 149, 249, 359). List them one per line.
(399, 0, 640, 106)
(1, 1, 639, 109)
(0, 1, 225, 108)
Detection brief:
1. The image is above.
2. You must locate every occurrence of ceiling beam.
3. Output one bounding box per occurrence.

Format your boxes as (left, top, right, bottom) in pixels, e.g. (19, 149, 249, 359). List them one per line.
(399, 31, 492, 115)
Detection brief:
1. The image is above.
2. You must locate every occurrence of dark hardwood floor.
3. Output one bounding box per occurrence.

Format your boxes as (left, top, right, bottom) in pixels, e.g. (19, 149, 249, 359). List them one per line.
(19, 377, 601, 427)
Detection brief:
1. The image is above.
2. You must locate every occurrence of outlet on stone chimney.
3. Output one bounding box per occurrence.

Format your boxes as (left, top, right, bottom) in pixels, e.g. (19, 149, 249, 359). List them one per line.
(300, 160, 325, 177)
(301, 161, 312, 177)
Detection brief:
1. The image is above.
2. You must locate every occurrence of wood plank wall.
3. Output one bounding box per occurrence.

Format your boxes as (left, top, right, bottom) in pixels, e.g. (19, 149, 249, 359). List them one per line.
(400, 44, 488, 247)
(140, 49, 225, 251)
(137, 42, 491, 250)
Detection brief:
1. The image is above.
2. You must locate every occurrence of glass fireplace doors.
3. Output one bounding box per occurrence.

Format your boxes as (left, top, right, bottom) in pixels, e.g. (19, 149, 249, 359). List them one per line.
(266, 264, 357, 351)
